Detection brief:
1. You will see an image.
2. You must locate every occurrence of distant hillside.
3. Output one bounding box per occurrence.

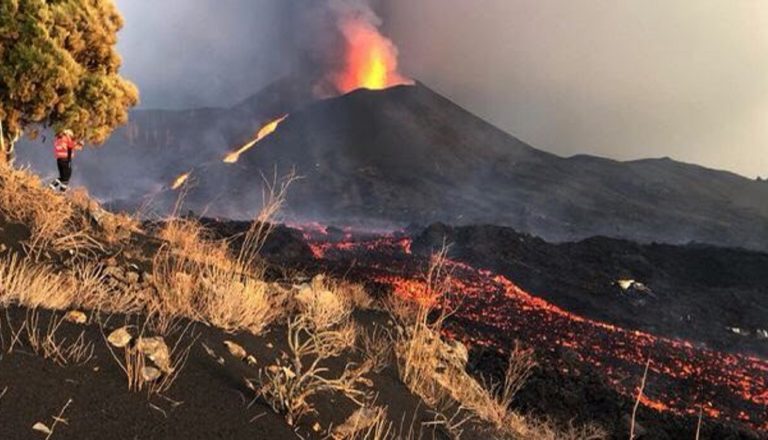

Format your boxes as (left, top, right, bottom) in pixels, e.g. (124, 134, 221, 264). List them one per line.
(17, 81, 768, 251)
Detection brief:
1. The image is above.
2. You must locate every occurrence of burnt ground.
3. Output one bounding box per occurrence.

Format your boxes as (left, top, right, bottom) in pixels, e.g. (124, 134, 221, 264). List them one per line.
(0, 306, 453, 440)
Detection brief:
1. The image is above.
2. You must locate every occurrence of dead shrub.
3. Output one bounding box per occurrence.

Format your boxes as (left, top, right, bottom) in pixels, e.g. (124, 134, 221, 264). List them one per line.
(257, 315, 370, 426)
(358, 325, 393, 374)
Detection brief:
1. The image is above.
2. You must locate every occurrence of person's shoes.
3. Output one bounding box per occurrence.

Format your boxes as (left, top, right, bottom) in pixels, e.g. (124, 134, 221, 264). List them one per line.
(49, 179, 61, 191)
(58, 182, 69, 192)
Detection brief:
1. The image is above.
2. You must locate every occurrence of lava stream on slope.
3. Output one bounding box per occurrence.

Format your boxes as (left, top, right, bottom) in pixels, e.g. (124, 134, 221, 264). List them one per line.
(295, 227, 768, 433)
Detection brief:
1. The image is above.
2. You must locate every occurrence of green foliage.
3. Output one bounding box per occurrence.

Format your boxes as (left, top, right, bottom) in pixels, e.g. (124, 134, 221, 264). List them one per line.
(0, 0, 138, 156)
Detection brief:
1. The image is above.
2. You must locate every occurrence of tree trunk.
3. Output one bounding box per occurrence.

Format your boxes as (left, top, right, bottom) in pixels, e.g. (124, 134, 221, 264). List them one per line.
(0, 120, 17, 166)
(0, 119, 5, 165)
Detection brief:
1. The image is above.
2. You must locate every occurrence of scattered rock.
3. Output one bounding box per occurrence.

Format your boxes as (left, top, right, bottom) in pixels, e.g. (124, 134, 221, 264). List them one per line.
(726, 327, 750, 337)
(246, 355, 258, 366)
(141, 366, 162, 382)
(312, 422, 322, 432)
(107, 327, 133, 348)
(32, 422, 52, 435)
(136, 337, 173, 373)
(223, 340, 247, 360)
(64, 310, 87, 324)
(756, 329, 768, 340)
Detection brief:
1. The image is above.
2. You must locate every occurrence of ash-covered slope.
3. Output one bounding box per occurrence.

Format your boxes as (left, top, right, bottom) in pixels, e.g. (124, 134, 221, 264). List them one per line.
(17, 82, 768, 250)
(224, 83, 768, 251)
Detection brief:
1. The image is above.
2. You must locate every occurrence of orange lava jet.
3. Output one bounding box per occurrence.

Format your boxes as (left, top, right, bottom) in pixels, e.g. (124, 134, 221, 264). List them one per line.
(171, 172, 191, 190)
(333, 17, 412, 94)
(223, 115, 288, 164)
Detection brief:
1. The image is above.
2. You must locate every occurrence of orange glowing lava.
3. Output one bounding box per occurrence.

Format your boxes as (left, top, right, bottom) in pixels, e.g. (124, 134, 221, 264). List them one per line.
(334, 18, 412, 94)
(223, 115, 288, 164)
(293, 228, 768, 434)
(171, 172, 191, 190)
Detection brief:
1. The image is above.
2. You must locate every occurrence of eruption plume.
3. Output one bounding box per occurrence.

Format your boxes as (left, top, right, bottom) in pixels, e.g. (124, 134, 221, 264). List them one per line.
(332, 16, 412, 94)
(223, 115, 288, 164)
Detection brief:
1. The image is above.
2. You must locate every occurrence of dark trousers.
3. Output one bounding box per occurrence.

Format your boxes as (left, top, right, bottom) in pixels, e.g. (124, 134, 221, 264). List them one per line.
(57, 159, 72, 184)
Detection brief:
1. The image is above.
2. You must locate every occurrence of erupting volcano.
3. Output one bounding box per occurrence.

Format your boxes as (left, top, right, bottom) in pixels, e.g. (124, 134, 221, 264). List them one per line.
(330, 16, 412, 94)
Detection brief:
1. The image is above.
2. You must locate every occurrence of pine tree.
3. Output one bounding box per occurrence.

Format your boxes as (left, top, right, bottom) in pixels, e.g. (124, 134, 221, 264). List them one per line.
(0, 0, 138, 163)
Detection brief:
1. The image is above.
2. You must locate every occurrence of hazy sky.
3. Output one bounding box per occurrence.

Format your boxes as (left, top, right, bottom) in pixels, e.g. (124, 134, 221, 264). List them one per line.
(115, 0, 767, 178)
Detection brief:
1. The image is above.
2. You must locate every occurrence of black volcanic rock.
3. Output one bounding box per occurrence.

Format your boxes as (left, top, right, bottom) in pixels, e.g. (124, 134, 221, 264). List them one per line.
(413, 223, 768, 357)
(17, 81, 768, 251)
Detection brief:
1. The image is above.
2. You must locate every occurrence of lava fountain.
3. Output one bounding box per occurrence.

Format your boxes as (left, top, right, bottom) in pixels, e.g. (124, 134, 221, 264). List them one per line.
(333, 16, 413, 94)
(223, 115, 289, 164)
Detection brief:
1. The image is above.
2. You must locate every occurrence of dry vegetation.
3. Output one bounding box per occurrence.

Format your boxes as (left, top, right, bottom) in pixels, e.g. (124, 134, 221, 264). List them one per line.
(0, 166, 609, 439)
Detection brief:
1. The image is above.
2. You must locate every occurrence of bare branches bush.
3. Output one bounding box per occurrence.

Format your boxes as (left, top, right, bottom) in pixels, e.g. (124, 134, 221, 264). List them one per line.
(258, 315, 370, 426)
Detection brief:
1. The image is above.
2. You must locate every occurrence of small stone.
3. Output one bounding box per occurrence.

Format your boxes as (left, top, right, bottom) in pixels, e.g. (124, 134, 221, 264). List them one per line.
(32, 422, 52, 435)
(141, 366, 162, 382)
(136, 337, 173, 373)
(312, 422, 322, 432)
(223, 340, 247, 360)
(266, 343, 274, 349)
(107, 327, 133, 348)
(246, 355, 258, 366)
(64, 310, 87, 324)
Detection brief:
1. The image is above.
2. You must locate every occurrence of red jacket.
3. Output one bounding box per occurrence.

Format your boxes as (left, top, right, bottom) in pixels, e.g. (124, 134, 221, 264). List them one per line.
(54, 135, 79, 159)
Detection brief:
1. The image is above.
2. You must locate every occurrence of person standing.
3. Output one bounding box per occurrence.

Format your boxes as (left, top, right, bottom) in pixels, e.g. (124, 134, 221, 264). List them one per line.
(50, 129, 82, 192)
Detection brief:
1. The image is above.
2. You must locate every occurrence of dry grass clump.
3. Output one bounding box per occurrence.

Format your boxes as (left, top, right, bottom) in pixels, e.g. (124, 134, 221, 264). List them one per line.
(5, 308, 94, 366)
(0, 255, 76, 310)
(0, 167, 137, 258)
(392, 249, 607, 440)
(294, 275, 353, 331)
(146, 173, 296, 335)
(0, 256, 143, 316)
(148, 238, 287, 335)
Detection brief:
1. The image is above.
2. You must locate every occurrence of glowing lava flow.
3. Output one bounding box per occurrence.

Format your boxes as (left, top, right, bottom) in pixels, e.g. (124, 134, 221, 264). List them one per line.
(171, 172, 191, 190)
(333, 17, 412, 94)
(297, 229, 768, 433)
(223, 115, 288, 164)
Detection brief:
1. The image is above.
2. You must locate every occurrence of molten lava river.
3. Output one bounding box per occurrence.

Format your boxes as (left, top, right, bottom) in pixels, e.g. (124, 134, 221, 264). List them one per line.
(295, 225, 768, 433)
